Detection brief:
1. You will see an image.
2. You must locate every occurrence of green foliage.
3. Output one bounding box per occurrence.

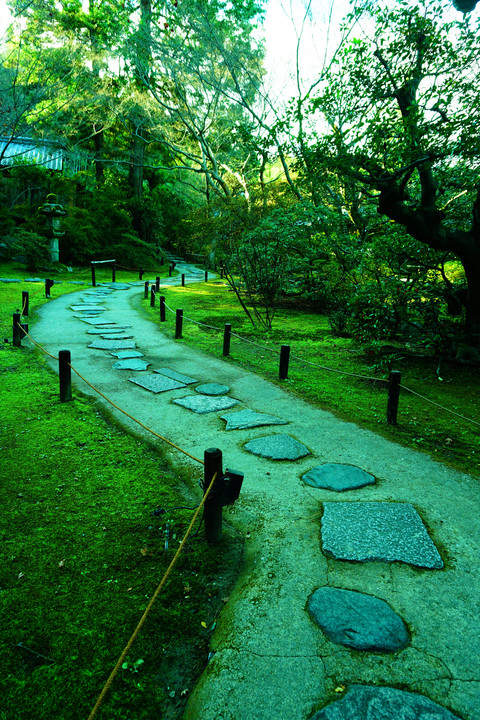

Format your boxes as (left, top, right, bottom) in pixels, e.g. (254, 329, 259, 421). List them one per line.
(2, 228, 50, 270)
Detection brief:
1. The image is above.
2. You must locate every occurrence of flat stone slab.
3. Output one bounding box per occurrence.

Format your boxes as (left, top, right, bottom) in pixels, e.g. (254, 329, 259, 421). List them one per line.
(74, 312, 104, 318)
(70, 305, 106, 311)
(98, 282, 131, 290)
(221, 409, 288, 430)
(100, 333, 134, 340)
(77, 318, 117, 325)
(25, 277, 43, 282)
(195, 383, 230, 395)
(173, 395, 239, 414)
(154, 368, 198, 384)
(308, 587, 409, 652)
(244, 434, 310, 460)
(87, 327, 131, 334)
(303, 463, 375, 491)
(128, 375, 186, 394)
(112, 359, 150, 370)
(310, 685, 462, 719)
(88, 340, 136, 350)
(0, 278, 21, 282)
(110, 350, 144, 359)
(321, 502, 443, 569)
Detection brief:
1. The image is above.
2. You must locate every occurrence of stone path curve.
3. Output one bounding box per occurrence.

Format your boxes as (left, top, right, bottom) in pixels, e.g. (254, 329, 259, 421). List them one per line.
(28, 262, 480, 720)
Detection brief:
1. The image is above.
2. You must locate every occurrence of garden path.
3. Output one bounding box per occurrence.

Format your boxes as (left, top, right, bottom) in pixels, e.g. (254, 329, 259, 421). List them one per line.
(29, 262, 480, 720)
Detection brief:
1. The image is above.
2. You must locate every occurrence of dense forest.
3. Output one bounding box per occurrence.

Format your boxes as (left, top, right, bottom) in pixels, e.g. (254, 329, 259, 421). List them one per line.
(1, 0, 480, 357)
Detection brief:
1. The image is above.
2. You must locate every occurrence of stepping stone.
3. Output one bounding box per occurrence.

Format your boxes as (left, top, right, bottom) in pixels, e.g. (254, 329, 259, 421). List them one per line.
(70, 305, 106, 311)
(308, 587, 409, 652)
(173, 395, 239, 414)
(88, 340, 136, 350)
(303, 464, 375, 491)
(68, 281, 86, 285)
(99, 282, 131, 290)
(221, 409, 288, 431)
(128, 375, 186, 393)
(154, 368, 198, 384)
(87, 327, 131, 335)
(0, 278, 21, 282)
(74, 312, 103, 317)
(110, 350, 144, 359)
(244, 434, 310, 460)
(78, 318, 117, 325)
(25, 277, 43, 282)
(113, 359, 150, 370)
(100, 333, 134, 340)
(310, 685, 462, 719)
(321, 502, 443, 569)
(195, 383, 230, 396)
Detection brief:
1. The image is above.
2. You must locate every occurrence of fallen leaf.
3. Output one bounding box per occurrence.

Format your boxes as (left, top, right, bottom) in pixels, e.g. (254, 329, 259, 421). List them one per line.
(140, 547, 149, 556)
(335, 686, 345, 693)
(18, 572, 24, 579)
(201, 621, 207, 628)
(58, 559, 65, 568)
(127, 587, 133, 591)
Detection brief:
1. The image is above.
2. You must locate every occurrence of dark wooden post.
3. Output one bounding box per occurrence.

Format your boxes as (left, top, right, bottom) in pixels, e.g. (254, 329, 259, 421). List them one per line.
(59, 350, 72, 402)
(144, 281, 149, 299)
(387, 370, 401, 425)
(12, 313, 22, 346)
(139, 267, 144, 280)
(223, 323, 231, 357)
(169, 264, 173, 277)
(181, 273, 185, 287)
(45, 278, 54, 298)
(150, 286, 156, 307)
(112, 262, 116, 282)
(91, 264, 96, 287)
(22, 291, 29, 316)
(220, 268, 224, 279)
(204, 447, 223, 544)
(175, 309, 183, 339)
(205, 270, 208, 282)
(156, 276, 160, 292)
(279, 344, 290, 380)
(160, 296, 166, 322)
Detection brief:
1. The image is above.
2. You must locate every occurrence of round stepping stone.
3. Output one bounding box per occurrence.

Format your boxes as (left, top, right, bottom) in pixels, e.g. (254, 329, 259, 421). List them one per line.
(173, 395, 239, 414)
(221, 409, 288, 430)
(244, 434, 310, 460)
(302, 464, 375, 491)
(321, 502, 443, 569)
(308, 587, 409, 652)
(310, 685, 462, 719)
(195, 383, 230, 396)
(112, 359, 150, 371)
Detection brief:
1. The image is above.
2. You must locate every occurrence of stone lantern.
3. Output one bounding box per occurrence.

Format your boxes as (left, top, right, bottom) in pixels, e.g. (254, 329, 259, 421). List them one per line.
(39, 193, 66, 262)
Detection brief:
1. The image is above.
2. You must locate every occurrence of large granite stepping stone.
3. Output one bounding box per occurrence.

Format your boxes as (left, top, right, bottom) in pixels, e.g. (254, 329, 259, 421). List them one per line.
(88, 340, 136, 350)
(221, 409, 288, 431)
(128, 375, 186, 393)
(111, 350, 144, 359)
(70, 305, 106, 311)
(100, 333, 134, 340)
(321, 502, 443, 569)
(74, 312, 104, 318)
(195, 383, 230, 396)
(153, 368, 198, 385)
(173, 395, 239, 414)
(113, 359, 150, 370)
(99, 282, 131, 290)
(87, 327, 131, 334)
(244, 434, 310, 460)
(78, 318, 117, 325)
(307, 587, 409, 652)
(0, 278, 21, 282)
(310, 685, 461, 719)
(303, 464, 375, 491)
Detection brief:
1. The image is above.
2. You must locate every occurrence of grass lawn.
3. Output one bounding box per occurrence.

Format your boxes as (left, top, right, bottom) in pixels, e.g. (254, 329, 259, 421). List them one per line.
(142, 277, 479, 478)
(0, 263, 242, 720)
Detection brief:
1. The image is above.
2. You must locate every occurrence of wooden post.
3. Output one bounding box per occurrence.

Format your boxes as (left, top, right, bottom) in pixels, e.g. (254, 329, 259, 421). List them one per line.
(204, 447, 223, 544)
(91, 264, 96, 287)
(112, 262, 116, 282)
(181, 273, 185, 287)
(175, 309, 183, 339)
(150, 286, 156, 307)
(22, 291, 29, 317)
(205, 270, 208, 282)
(387, 370, 401, 425)
(279, 344, 290, 380)
(12, 313, 22, 347)
(59, 350, 72, 402)
(45, 278, 54, 298)
(144, 281, 149, 299)
(160, 296, 166, 322)
(156, 276, 160, 292)
(139, 267, 144, 280)
(169, 264, 173, 277)
(223, 323, 231, 357)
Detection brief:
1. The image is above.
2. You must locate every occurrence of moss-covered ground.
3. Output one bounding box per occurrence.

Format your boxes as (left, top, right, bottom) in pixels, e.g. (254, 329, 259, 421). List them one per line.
(142, 278, 479, 478)
(0, 263, 242, 720)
